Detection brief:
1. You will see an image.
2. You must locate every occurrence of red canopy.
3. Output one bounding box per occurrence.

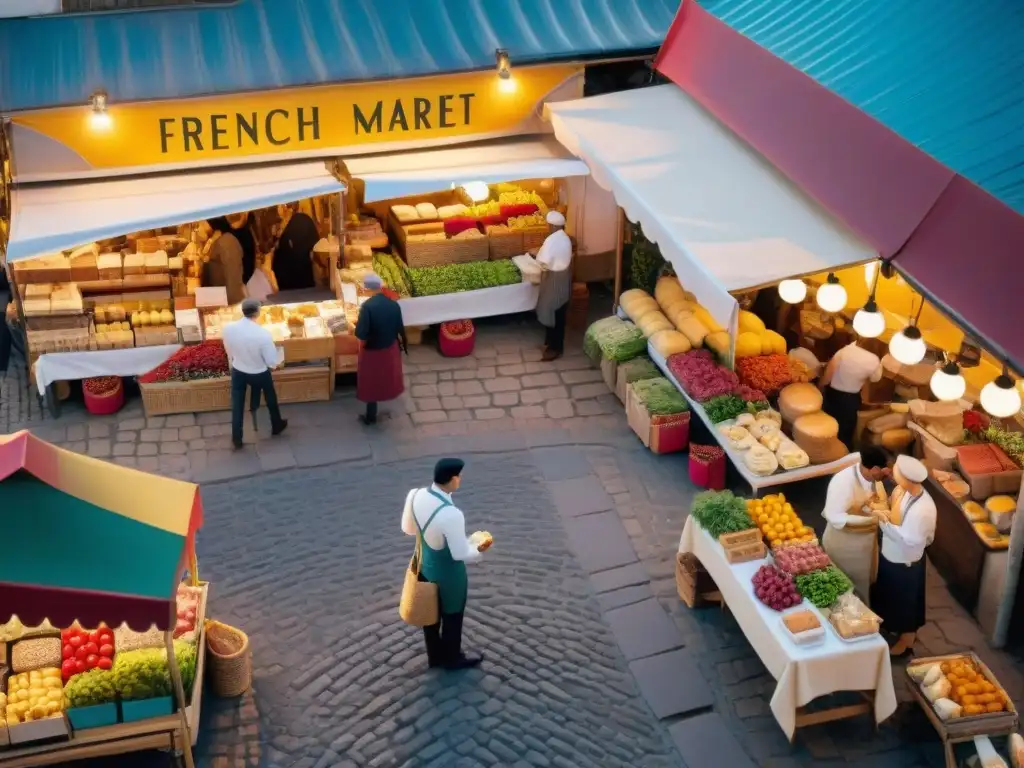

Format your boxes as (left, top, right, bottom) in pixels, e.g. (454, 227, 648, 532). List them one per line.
(654, 1, 953, 258)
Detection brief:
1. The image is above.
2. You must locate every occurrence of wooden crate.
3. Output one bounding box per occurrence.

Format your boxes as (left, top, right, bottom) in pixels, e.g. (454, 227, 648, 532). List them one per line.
(719, 529, 761, 548)
(140, 377, 232, 416)
(724, 540, 767, 564)
(675, 552, 720, 608)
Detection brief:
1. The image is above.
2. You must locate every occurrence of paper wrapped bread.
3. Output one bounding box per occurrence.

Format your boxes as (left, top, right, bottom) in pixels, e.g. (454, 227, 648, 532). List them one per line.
(719, 425, 756, 451)
(744, 445, 779, 476)
(776, 442, 809, 471)
(391, 205, 419, 222)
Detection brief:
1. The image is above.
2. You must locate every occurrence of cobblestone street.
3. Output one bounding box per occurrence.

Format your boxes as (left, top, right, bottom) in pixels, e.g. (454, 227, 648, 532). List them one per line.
(3, 319, 1023, 767)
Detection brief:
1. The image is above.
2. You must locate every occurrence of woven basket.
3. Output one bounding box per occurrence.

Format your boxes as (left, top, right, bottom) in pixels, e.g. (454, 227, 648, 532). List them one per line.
(401, 236, 488, 268)
(140, 376, 232, 417)
(205, 620, 251, 698)
(521, 228, 549, 252)
(439, 321, 475, 357)
(486, 229, 524, 260)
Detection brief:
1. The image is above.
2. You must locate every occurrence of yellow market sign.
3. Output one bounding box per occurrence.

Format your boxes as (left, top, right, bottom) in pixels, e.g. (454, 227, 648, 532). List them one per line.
(9, 65, 581, 177)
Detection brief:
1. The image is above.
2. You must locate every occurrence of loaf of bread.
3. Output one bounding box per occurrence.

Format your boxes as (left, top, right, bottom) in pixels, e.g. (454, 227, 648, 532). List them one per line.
(638, 312, 674, 337)
(654, 276, 687, 309)
(649, 329, 692, 358)
(783, 611, 820, 634)
(677, 315, 710, 347)
(625, 297, 661, 324)
(391, 205, 419, 222)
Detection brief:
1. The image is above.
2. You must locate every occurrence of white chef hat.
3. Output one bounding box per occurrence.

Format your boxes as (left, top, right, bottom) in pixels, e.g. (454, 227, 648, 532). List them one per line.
(895, 454, 927, 483)
(546, 210, 566, 227)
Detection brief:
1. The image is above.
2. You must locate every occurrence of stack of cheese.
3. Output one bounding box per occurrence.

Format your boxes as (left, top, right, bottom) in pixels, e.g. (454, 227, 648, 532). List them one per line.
(392, 202, 440, 222)
(49, 283, 83, 313)
(778, 382, 847, 463)
(864, 405, 914, 452)
(735, 310, 787, 358)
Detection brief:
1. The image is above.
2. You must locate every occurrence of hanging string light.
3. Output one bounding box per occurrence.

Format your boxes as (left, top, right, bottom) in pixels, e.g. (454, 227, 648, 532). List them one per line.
(930, 357, 967, 401)
(889, 293, 927, 365)
(853, 260, 885, 338)
(981, 362, 1022, 418)
(777, 279, 807, 304)
(815, 273, 847, 313)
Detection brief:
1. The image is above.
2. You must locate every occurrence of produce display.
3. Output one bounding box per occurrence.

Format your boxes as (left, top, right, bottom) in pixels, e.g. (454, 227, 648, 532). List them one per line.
(175, 583, 203, 639)
(690, 490, 754, 537)
(751, 565, 801, 611)
(138, 340, 229, 384)
(773, 542, 832, 576)
(747, 494, 815, 548)
(629, 377, 689, 415)
(736, 354, 794, 397)
(981, 426, 1024, 468)
(595, 321, 647, 363)
(794, 566, 852, 609)
(60, 624, 116, 682)
(5, 667, 65, 724)
(667, 349, 739, 402)
(83, 376, 121, 398)
(788, 357, 814, 383)
(64, 668, 117, 709)
(112, 641, 198, 701)
(584, 316, 627, 363)
(372, 252, 412, 298)
(10, 636, 61, 673)
(704, 395, 748, 424)
(909, 655, 1012, 718)
(617, 356, 661, 385)
(734, 384, 768, 405)
(406, 259, 521, 297)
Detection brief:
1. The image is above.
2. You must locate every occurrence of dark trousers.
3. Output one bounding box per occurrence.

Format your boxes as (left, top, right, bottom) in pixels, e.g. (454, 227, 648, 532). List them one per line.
(364, 401, 378, 423)
(544, 302, 569, 353)
(231, 368, 283, 445)
(0, 290, 11, 374)
(823, 385, 862, 448)
(418, 573, 465, 665)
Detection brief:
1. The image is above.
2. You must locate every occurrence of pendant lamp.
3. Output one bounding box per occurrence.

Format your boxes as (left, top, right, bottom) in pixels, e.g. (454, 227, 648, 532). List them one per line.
(778, 279, 807, 304)
(852, 265, 884, 338)
(815, 273, 847, 313)
(981, 363, 1022, 418)
(930, 360, 966, 401)
(889, 294, 926, 365)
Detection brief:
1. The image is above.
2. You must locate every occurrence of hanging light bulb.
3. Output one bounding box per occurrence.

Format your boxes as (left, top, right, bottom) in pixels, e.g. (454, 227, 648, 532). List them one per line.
(777, 279, 807, 304)
(88, 90, 112, 131)
(889, 326, 926, 365)
(981, 364, 1022, 418)
(853, 299, 885, 338)
(460, 181, 490, 202)
(930, 360, 966, 401)
(815, 273, 847, 313)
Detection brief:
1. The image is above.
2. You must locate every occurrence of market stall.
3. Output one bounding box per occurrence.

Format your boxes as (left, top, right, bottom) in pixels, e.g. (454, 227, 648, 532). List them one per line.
(677, 490, 897, 741)
(0, 430, 208, 767)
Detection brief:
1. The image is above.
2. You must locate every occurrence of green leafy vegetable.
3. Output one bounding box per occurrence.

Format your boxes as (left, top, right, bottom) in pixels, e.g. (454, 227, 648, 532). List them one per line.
(794, 566, 852, 608)
(372, 252, 412, 297)
(407, 260, 521, 297)
(703, 394, 748, 424)
(690, 490, 754, 537)
(618, 356, 661, 385)
(65, 668, 117, 708)
(112, 641, 198, 701)
(597, 321, 647, 362)
(983, 426, 1024, 467)
(630, 377, 689, 415)
(584, 316, 626, 363)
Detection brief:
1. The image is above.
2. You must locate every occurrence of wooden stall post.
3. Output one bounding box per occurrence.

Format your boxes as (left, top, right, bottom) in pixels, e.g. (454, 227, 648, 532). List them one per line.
(165, 628, 195, 768)
(612, 208, 625, 311)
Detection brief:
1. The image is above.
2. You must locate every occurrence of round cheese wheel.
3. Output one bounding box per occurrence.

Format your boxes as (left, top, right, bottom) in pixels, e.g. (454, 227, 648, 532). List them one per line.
(793, 411, 839, 440)
(778, 383, 824, 423)
(649, 329, 692, 358)
(986, 495, 1017, 515)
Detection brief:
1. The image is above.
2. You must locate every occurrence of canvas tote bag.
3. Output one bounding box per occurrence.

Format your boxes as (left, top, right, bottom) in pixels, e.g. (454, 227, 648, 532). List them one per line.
(399, 515, 439, 627)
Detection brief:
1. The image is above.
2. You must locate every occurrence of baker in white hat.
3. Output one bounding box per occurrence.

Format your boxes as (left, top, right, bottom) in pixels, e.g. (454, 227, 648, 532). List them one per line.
(532, 210, 573, 362)
(869, 454, 936, 656)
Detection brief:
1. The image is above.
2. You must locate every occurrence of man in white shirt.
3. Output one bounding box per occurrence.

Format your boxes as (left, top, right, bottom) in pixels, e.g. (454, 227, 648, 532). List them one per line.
(401, 458, 490, 670)
(869, 454, 936, 656)
(221, 298, 288, 450)
(819, 339, 883, 448)
(533, 210, 573, 362)
(821, 446, 891, 602)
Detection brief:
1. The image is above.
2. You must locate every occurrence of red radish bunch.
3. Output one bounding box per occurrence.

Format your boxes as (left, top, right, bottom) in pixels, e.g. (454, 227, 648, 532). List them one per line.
(752, 565, 801, 611)
(61, 624, 115, 682)
(175, 584, 202, 638)
(774, 543, 831, 576)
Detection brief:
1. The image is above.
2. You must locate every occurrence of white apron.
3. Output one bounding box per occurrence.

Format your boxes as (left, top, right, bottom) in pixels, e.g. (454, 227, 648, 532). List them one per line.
(821, 474, 878, 605)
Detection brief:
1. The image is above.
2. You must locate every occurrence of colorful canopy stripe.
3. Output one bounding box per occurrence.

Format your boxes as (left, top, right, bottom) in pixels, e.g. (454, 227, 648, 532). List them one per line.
(0, 430, 204, 631)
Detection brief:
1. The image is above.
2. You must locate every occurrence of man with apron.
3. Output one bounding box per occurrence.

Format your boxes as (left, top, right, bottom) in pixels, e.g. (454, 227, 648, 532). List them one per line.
(821, 447, 891, 603)
(869, 455, 937, 656)
(533, 210, 573, 362)
(400, 458, 489, 670)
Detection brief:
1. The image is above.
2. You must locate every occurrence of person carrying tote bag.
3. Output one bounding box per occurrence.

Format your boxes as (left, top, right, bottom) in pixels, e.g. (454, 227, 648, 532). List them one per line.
(399, 459, 492, 670)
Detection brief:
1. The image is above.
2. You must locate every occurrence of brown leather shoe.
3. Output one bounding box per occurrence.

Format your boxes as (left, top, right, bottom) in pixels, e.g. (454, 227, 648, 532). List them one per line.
(541, 349, 561, 362)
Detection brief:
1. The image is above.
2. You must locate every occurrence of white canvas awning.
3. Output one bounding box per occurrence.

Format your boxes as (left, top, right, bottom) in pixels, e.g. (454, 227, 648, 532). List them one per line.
(6, 160, 345, 262)
(545, 85, 877, 331)
(344, 136, 590, 202)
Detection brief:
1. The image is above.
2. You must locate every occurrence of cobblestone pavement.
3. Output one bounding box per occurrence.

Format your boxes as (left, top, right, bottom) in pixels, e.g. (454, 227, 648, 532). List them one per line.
(5, 316, 1024, 767)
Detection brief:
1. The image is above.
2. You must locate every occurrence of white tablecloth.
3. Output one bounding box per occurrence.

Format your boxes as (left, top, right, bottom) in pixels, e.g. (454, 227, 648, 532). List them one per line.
(397, 281, 539, 327)
(33, 345, 182, 395)
(647, 345, 859, 491)
(679, 518, 897, 738)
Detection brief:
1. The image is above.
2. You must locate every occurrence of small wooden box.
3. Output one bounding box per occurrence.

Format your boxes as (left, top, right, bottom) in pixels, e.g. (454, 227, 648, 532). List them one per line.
(719, 529, 761, 548)
(724, 540, 767, 564)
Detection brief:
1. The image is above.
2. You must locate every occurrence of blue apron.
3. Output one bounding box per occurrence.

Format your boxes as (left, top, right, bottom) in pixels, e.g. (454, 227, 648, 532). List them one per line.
(415, 489, 469, 615)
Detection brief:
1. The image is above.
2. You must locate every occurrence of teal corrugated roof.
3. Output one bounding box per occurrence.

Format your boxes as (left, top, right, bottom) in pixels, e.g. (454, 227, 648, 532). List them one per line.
(701, 0, 1024, 215)
(0, 0, 679, 113)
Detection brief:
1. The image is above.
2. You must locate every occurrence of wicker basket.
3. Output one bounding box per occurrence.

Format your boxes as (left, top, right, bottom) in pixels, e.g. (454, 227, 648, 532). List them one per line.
(521, 228, 549, 252)
(400, 235, 488, 268)
(274, 366, 333, 403)
(205, 620, 251, 698)
(140, 376, 232, 417)
(486, 229, 524, 260)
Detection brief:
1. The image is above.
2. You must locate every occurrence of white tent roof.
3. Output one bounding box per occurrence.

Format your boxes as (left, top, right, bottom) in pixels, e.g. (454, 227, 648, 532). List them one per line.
(545, 85, 876, 330)
(345, 136, 589, 203)
(6, 160, 345, 262)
